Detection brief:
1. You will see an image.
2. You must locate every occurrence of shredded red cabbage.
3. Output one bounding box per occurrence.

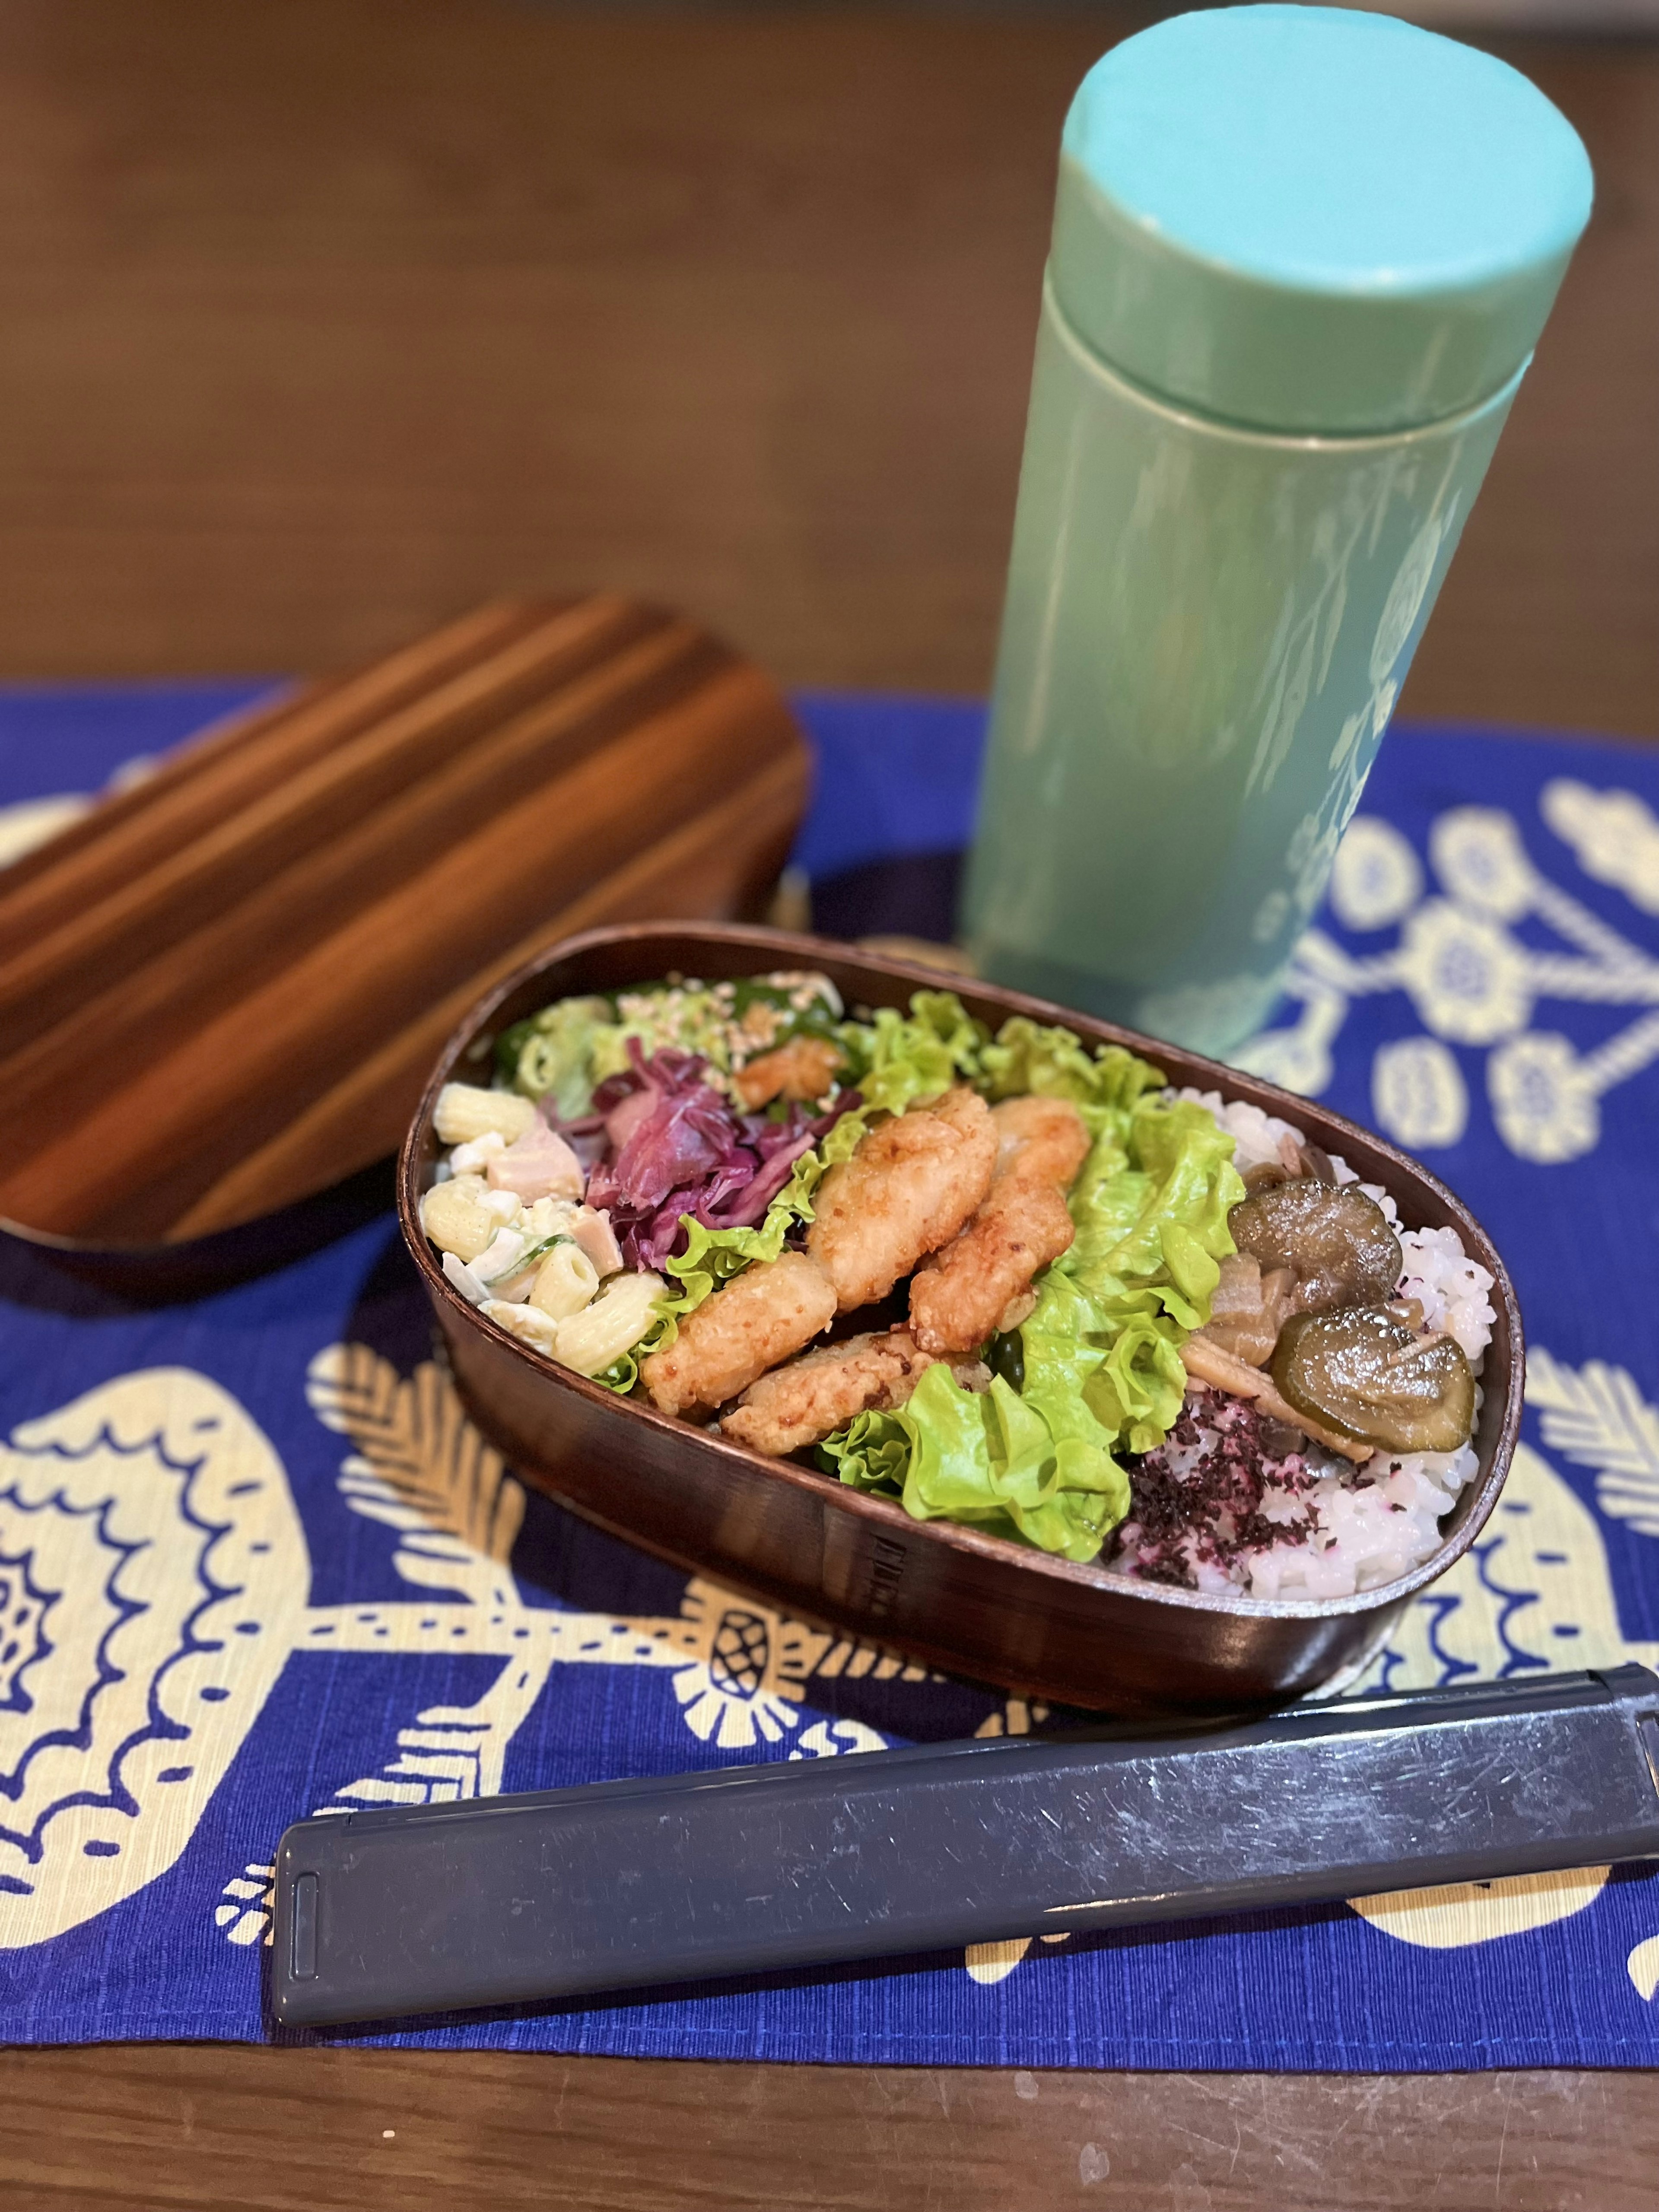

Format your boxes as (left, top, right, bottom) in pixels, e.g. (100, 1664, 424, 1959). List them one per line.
(585, 1042, 855, 1270)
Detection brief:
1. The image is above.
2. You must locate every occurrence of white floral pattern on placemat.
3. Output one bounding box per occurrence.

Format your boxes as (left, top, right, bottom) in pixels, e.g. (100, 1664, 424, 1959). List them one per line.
(1237, 781, 1659, 1163)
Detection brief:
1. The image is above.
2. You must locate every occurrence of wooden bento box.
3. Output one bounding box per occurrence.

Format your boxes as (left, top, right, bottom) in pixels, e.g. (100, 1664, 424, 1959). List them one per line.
(399, 922, 1522, 1716)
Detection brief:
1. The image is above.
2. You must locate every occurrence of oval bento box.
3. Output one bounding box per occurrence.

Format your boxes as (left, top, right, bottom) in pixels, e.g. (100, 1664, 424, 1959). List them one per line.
(399, 922, 1522, 1716)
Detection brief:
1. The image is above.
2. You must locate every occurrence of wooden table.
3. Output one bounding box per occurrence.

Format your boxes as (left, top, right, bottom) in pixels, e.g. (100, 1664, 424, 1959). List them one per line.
(1, 6, 1656, 2206)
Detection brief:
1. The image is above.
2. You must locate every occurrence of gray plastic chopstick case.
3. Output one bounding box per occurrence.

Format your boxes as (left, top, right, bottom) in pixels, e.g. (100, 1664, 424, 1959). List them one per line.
(271, 1664, 1659, 2028)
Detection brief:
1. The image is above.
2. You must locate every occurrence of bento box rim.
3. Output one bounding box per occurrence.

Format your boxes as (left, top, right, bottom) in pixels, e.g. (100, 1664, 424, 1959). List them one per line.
(397, 919, 1524, 1627)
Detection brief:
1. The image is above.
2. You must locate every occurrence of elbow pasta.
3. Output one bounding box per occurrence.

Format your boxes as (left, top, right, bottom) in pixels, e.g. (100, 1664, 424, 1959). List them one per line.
(530, 1242, 601, 1321)
(420, 1176, 500, 1265)
(555, 1271, 666, 1377)
(433, 1081, 537, 1147)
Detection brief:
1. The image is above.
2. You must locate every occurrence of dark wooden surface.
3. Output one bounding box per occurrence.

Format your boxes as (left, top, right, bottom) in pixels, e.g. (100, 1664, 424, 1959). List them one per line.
(0, 1, 1653, 737)
(5, 2046, 1659, 2212)
(2, 4, 1658, 2206)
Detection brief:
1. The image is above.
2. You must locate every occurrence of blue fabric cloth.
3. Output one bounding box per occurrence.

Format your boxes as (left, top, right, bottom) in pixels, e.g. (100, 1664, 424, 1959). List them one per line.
(3, 687, 1659, 2068)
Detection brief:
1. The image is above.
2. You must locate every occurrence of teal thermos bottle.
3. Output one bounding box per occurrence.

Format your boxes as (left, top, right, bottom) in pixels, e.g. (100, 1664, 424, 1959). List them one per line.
(963, 6, 1593, 1056)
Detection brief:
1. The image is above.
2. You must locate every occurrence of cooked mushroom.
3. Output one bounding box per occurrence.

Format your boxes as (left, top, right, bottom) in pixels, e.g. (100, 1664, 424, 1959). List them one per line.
(1239, 1163, 1283, 1196)
(1271, 1302, 1476, 1455)
(1179, 1333, 1373, 1463)
(1228, 1178, 1402, 1316)
(1199, 1253, 1297, 1368)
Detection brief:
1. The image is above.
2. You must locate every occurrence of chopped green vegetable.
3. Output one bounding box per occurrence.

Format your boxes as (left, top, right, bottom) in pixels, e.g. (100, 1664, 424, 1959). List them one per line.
(985, 1330, 1025, 1393)
(501, 995, 612, 1116)
(512, 1230, 576, 1276)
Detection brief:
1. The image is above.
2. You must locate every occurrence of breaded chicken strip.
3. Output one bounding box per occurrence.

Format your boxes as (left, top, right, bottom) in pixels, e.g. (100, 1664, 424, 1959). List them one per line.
(909, 1095, 1091, 1355)
(723, 1327, 931, 1454)
(640, 1249, 836, 1418)
(721, 1327, 988, 1455)
(987, 1093, 1093, 1187)
(731, 1035, 842, 1109)
(806, 1086, 997, 1314)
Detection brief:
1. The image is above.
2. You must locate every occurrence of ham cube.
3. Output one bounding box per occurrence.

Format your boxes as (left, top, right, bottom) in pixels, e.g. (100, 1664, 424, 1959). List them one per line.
(487, 1119, 585, 1203)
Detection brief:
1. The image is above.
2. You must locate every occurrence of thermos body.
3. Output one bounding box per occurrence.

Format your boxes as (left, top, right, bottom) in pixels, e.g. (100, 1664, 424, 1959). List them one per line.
(963, 6, 1593, 1055)
(966, 276, 1519, 1053)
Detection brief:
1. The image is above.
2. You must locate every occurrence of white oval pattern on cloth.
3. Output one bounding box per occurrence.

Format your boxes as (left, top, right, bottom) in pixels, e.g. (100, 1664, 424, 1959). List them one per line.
(1236, 785, 1659, 1162)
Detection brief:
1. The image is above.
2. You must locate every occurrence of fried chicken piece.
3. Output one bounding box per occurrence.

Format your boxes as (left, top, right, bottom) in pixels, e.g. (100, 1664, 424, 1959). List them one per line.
(721, 1328, 931, 1454)
(731, 1035, 842, 1109)
(806, 1086, 997, 1314)
(723, 1327, 992, 1456)
(909, 1095, 1091, 1355)
(639, 1249, 836, 1418)
(987, 1093, 1093, 1187)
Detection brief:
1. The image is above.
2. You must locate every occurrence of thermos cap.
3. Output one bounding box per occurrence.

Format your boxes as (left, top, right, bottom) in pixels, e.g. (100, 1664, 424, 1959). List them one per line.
(1052, 6, 1593, 435)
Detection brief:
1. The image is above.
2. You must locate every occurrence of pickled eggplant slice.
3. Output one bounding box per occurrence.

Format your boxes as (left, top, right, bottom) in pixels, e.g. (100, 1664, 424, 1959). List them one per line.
(1272, 1303, 1476, 1455)
(1228, 1178, 1402, 1316)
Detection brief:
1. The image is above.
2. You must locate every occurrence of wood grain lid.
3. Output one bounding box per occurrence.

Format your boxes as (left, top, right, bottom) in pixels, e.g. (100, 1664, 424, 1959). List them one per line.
(0, 597, 810, 1247)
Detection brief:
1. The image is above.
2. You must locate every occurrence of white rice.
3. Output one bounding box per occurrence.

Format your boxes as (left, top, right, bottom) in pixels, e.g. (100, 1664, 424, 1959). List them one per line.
(1119, 1090, 1497, 1602)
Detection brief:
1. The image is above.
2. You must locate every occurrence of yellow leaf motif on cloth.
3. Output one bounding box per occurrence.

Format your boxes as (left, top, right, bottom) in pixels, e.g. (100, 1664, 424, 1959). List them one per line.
(209, 1345, 906, 1948)
(1629, 1938, 1659, 2002)
(1523, 1349, 1659, 1537)
(1350, 1868, 1611, 1951)
(964, 1934, 1069, 1986)
(306, 1343, 525, 1606)
(0, 1346, 910, 1953)
(1347, 1353, 1659, 1957)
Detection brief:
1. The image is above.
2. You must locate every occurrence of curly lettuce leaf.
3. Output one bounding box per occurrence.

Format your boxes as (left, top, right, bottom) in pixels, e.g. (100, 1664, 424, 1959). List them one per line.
(985, 1091, 1245, 1455)
(822, 1358, 1127, 1564)
(1062, 1096, 1244, 1330)
(980, 1016, 1164, 1134)
(819, 1077, 1245, 1533)
(838, 990, 988, 1120)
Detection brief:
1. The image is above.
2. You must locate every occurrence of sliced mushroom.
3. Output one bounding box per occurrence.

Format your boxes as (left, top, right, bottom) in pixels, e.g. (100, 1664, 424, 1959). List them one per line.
(1178, 1334, 1373, 1463)
(1272, 1302, 1476, 1456)
(1200, 1253, 1297, 1368)
(1228, 1178, 1402, 1316)
(1240, 1160, 1290, 1196)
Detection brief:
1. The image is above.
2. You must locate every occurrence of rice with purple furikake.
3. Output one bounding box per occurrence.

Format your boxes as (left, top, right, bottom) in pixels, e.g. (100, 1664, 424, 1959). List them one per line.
(420, 978, 1496, 1601)
(1108, 1091, 1495, 1601)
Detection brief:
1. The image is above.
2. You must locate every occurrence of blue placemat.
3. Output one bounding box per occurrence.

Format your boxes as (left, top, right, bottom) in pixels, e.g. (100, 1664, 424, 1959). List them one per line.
(3, 687, 1659, 2068)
